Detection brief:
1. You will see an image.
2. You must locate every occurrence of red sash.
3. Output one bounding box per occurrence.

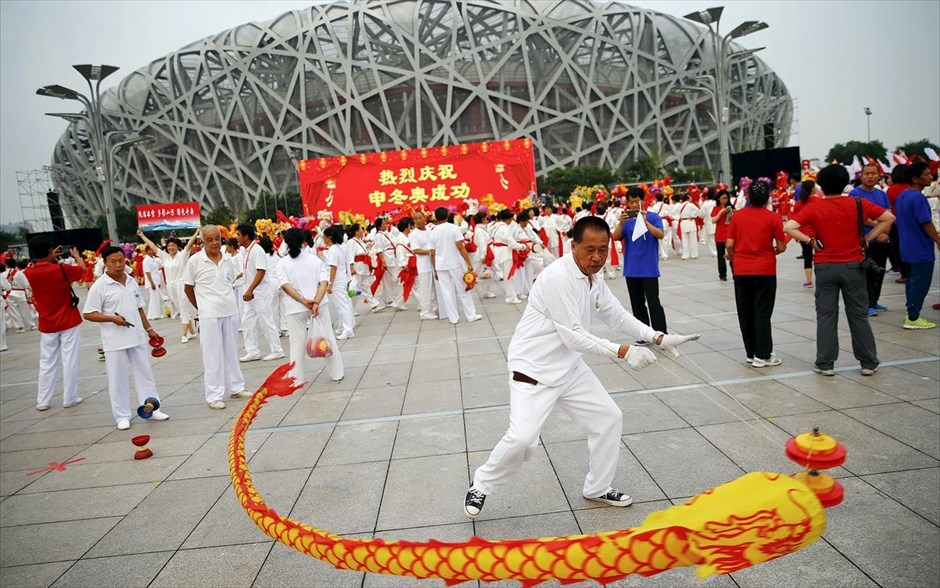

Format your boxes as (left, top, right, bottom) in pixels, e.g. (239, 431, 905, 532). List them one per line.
(484, 242, 506, 267)
(464, 238, 478, 254)
(354, 254, 374, 273)
(508, 243, 530, 279)
(538, 227, 549, 249)
(609, 235, 619, 266)
(371, 261, 386, 295)
(398, 253, 418, 302)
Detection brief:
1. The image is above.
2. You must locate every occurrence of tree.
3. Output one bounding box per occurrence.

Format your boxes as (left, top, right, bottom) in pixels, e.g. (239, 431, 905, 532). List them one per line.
(668, 165, 713, 184)
(897, 139, 940, 160)
(237, 191, 302, 224)
(203, 204, 235, 228)
(825, 140, 887, 165)
(619, 150, 668, 183)
(92, 206, 143, 243)
(0, 227, 29, 252)
(538, 166, 614, 203)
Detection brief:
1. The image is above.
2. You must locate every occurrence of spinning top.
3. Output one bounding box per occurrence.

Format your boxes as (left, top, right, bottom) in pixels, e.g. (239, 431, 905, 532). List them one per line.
(148, 333, 166, 357)
(788, 427, 846, 507)
(132, 434, 152, 460)
(137, 396, 160, 419)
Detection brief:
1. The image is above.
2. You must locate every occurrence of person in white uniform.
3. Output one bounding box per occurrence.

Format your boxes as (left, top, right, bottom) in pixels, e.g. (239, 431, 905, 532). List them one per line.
(277, 228, 344, 386)
(323, 225, 355, 339)
(462, 216, 699, 518)
(235, 223, 284, 362)
(468, 213, 496, 299)
(184, 225, 248, 409)
(408, 211, 438, 319)
(492, 209, 527, 304)
(674, 192, 701, 260)
(372, 218, 406, 311)
(137, 230, 198, 343)
(3, 258, 34, 332)
(345, 223, 381, 311)
(648, 195, 672, 260)
(142, 248, 170, 320)
(429, 206, 482, 324)
(83, 245, 171, 430)
(699, 190, 718, 257)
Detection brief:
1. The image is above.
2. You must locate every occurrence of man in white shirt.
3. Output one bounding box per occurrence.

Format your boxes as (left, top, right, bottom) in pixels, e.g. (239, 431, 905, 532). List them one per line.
(463, 216, 699, 519)
(648, 196, 672, 260)
(142, 249, 169, 321)
(699, 191, 718, 257)
(184, 225, 248, 409)
(429, 206, 482, 324)
(83, 245, 170, 430)
(372, 217, 407, 311)
(235, 224, 284, 362)
(409, 211, 437, 319)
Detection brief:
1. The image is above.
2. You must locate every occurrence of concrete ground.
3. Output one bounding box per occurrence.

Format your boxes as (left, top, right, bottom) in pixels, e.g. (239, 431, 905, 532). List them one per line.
(1, 248, 938, 588)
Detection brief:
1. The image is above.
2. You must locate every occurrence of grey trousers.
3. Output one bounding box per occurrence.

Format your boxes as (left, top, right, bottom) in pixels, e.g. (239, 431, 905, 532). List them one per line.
(814, 262, 879, 370)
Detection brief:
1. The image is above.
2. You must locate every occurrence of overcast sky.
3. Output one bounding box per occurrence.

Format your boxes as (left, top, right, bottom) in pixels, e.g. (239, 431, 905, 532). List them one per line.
(1, 0, 938, 226)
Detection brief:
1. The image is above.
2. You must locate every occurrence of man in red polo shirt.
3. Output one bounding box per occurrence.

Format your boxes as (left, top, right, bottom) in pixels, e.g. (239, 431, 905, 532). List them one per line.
(24, 236, 86, 411)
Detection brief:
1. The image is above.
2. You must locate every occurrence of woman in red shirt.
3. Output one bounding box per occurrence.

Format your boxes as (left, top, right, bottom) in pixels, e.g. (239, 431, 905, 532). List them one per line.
(726, 181, 787, 367)
(791, 180, 819, 287)
(711, 189, 734, 281)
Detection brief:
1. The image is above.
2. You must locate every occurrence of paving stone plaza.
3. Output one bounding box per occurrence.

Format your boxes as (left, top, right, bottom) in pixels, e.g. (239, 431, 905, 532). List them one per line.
(1, 252, 938, 588)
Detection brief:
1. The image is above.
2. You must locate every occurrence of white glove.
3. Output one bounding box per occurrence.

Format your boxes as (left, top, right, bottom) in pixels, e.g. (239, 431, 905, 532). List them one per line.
(624, 345, 657, 370)
(657, 333, 701, 358)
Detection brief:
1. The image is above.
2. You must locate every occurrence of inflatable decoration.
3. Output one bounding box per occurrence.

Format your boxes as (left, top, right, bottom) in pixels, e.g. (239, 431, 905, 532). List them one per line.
(230, 366, 838, 586)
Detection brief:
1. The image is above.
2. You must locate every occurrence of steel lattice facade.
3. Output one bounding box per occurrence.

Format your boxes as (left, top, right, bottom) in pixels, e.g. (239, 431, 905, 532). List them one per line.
(50, 0, 792, 221)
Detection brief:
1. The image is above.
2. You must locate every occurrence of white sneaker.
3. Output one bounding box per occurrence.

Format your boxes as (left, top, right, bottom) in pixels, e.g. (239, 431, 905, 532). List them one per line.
(150, 410, 170, 421)
(230, 390, 252, 399)
(239, 353, 261, 362)
(371, 305, 386, 313)
(181, 336, 189, 343)
(336, 332, 354, 340)
(63, 397, 84, 408)
(36, 404, 50, 411)
(483, 292, 496, 299)
(208, 400, 226, 409)
(467, 314, 483, 323)
(751, 354, 782, 368)
(506, 298, 522, 304)
(420, 313, 437, 320)
(262, 352, 285, 361)
(585, 489, 632, 507)
(117, 419, 131, 430)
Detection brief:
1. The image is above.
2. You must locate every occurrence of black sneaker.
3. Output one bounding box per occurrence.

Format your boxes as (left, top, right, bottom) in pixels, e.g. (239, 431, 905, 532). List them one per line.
(634, 340, 649, 346)
(464, 488, 486, 518)
(585, 489, 633, 507)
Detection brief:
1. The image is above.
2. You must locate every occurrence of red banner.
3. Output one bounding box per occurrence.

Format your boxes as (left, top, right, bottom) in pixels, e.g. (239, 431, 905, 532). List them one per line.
(137, 202, 201, 231)
(298, 139, 536, 216)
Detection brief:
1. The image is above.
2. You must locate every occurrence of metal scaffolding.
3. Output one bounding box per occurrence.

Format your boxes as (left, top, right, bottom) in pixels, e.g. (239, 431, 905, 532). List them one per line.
(16, 167, 61, 233)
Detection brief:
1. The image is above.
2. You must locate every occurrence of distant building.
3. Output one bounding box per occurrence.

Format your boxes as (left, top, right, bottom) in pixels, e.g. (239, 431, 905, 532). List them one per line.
(49, 0, 791, 222)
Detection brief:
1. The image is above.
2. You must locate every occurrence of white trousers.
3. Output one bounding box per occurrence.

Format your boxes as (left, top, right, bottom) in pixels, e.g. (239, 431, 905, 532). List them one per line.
(415, 272, 434, 315)
(242, 296, 283, 356)
(377, 268, 405, 308)
(329, 278, 355, 336)
(36, 325, 81, 408)
(436, 268, 477, 324)
(704, 231, 717, 256)
(167, 282, 195, 323)
(471, 255, 492, 297)
(7, 296, 33, 330)
(472, 361, 622, 498)
(354, 273, 380, 308)
(659, 227, 671, 259)
(146, 284, 168, 319)
(105, 344, 159, 422)
(679, 220, 699, 259)
(498, 259, 518, 301)
(0, 301, 6, 350)
(285, 310, 344, 385)
(198, 314, 246, 402)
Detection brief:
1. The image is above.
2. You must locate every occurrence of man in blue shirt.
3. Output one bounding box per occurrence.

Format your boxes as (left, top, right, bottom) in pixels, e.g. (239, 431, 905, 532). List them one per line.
(850, 163, 892, 316)
(612, 188, 667, 341)
(895, 161, 940, 329)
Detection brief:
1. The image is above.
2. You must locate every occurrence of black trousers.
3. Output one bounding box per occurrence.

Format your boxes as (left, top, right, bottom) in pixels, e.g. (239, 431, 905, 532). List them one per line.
(733, 275, 777, 360)
(716, 242, 730, 279)
(865, 240, 890, 307)
(888, 225, 908, 277)
(625, 277, 667, 333)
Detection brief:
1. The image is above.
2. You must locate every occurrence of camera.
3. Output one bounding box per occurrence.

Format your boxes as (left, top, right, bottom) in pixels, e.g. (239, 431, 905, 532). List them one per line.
(626, 209, 639, 218)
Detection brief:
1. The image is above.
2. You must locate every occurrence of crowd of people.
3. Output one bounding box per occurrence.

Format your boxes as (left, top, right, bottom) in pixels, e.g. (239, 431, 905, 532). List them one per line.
(1, 164, 938, 515)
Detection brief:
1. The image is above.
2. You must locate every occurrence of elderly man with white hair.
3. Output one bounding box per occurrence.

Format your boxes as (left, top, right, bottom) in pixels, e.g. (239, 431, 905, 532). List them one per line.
(184, 226, 248, 409)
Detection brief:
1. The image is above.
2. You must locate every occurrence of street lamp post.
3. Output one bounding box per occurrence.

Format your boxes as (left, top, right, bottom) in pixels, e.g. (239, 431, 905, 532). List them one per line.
(37, 64, 120, 241)
(864, 107, 872, 142)
(108, 135, 153, 214)
(684, 8, 768, 186)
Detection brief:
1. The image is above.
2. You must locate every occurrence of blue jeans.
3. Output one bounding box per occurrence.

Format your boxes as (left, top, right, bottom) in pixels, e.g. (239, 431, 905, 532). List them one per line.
(905, 262, 934, 321)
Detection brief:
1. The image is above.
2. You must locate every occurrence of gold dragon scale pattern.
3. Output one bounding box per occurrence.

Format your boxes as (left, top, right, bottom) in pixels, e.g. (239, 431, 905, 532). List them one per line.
(229, 365, 828, 587)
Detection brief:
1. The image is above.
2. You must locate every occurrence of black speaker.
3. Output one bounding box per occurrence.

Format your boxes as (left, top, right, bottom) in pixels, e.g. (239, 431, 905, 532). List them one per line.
(46, 191, 65, 231)
(731, 146, 801, 186)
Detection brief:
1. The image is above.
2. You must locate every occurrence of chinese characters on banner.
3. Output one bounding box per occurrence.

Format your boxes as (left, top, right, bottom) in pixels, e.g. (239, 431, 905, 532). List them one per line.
(297, 139, 537, 216)
(136, 203, 201, 231)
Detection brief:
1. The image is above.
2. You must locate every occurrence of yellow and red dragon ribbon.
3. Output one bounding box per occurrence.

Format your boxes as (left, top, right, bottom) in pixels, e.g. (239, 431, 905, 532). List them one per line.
(230, 366, 827, 586)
